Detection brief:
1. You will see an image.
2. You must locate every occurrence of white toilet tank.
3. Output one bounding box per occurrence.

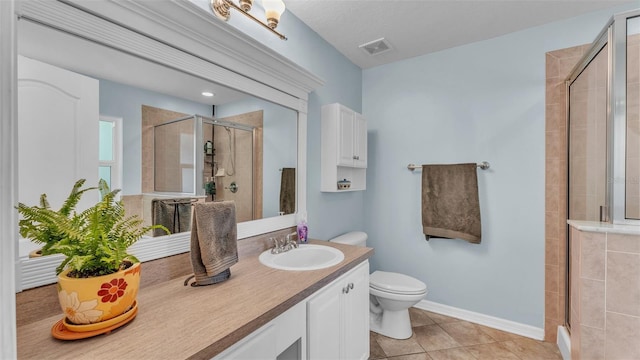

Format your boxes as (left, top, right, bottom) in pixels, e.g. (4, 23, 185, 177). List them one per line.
(329, 231, 367, 247)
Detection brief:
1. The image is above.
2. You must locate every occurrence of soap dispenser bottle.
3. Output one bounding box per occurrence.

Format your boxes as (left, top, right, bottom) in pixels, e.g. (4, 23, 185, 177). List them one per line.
(297, 212, 308, 244)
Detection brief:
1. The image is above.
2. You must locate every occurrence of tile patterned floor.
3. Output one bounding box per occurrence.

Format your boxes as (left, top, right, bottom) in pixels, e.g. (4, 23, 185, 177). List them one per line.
(370, 308, 563, 360)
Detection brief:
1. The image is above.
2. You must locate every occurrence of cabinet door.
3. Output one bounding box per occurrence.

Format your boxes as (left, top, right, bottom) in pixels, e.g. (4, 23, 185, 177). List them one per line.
(353, 113, 367, 168)
(308, 281, 342, 359)
(342, 262, 370, 360)
(337, 106, 355, 167)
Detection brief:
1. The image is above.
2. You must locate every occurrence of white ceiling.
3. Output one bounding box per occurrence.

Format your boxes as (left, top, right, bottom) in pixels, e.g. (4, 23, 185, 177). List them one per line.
(285, 0, 635, 69)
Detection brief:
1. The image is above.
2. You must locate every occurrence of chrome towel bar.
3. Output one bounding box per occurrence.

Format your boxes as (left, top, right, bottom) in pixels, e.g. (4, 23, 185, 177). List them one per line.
(407, 161, 490, 171)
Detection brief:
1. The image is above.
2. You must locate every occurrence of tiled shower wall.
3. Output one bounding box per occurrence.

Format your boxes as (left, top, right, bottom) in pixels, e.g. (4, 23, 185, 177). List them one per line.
(569, 226, 640, 359)
(545, 44, 590, 341)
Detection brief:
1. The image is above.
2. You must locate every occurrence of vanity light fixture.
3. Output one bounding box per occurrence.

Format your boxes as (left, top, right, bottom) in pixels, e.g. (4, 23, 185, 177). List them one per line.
(211, 0, 287, 40)
(202, 91, 215, 97)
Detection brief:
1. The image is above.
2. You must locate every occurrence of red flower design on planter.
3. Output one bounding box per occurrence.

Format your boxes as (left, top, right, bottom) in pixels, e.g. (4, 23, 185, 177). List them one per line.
(98, 278, 128, 303)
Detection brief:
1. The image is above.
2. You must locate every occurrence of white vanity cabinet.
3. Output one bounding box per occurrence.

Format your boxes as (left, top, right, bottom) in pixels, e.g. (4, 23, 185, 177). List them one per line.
(307, 261, 370, 360)
(321, 103, 367, 192)
(212, 301, 307, 360)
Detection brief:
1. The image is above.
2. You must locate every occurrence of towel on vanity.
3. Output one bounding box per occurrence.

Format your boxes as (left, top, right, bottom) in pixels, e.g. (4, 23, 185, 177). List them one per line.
(421, 163, 482, 244)
(279, 168, 296, 215)
(189, 201, 238, 285)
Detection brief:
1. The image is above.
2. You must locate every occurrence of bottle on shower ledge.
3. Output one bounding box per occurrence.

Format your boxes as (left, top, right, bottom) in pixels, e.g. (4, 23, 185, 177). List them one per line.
(297, 212, 308, 244)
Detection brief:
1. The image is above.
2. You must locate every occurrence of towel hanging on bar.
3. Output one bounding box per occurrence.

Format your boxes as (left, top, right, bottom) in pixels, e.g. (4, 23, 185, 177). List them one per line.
(421, 163, 482, 244)
(408, 161, 489, 171)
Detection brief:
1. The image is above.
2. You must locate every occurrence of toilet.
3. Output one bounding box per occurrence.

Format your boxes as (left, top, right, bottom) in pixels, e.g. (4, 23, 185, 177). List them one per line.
(329, 231, 427, 340)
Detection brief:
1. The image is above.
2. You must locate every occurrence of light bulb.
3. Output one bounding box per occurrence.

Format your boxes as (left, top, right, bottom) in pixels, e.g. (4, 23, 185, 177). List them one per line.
(262, 0, 285, 29)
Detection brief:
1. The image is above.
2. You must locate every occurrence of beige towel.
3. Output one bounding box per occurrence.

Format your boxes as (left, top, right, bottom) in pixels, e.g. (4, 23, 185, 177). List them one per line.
(279, 168, 296, 215)
(422, 163, 481, 244)
(190, 201, 238, 285)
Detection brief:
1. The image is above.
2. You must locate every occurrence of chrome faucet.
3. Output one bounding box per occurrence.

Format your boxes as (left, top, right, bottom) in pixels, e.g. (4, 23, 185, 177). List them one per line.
(270, 232, 299, 254)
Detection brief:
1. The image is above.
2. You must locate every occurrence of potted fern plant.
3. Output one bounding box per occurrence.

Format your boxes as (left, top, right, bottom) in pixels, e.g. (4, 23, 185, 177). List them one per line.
(17, 179, 168, 329)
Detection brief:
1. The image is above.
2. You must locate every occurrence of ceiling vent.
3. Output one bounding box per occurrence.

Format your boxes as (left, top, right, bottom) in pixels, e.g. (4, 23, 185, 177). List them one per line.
(358, 38, 392, 56)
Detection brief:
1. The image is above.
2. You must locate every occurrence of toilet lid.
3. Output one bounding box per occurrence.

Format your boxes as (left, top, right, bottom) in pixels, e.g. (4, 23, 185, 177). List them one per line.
(369, 271, 427, 295)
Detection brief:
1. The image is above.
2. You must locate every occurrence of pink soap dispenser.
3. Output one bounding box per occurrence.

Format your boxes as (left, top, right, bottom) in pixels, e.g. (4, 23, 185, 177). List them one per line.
(297, 212, 308, 244)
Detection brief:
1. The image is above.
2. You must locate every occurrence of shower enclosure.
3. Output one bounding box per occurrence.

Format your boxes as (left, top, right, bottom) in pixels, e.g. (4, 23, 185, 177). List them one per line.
(566, 9, 640, 330)
(153, 114, 259, 223)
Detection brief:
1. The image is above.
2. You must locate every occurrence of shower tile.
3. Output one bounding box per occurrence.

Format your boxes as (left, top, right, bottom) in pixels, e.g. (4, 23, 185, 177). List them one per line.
(580, 326, 604, 360)
(545, 212, 560, 242)
(545, 290, 559, 321)
(580, 232, 605, 280)
(606, 251, 640, 316)
(546, 104, 563, 132)
(545, 235, 559, 265)
(545, 264, 559, 293)
(579, 278, 605, 329)
(546, 186, 559, 213)
(546, 53, 561, 80)
(607, 233, 640, 253)
(547, 130, 565, 159)
(605, 312, 640, 360)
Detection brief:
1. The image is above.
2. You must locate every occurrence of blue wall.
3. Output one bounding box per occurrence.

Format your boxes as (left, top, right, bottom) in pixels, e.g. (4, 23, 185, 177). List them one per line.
(189, 0, 638, 328)
(99, 79, 211, 195)
(190, 0, 364, 241)
(362, 4, 637, 328)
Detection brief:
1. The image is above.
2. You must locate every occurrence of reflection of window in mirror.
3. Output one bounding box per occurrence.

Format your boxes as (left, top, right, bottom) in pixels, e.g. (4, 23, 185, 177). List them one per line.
(99, 115, 123, 194)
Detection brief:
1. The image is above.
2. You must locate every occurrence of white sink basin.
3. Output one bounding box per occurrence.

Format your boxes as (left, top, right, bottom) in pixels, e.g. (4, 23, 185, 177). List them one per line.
(259, 244, 345, 271)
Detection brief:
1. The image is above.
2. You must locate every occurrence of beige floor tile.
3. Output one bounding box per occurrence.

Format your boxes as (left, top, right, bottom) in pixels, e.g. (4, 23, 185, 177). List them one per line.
(423, 311, 461, 324)
(427, 347, 475, 360)
(464, 342, 520, 359)
(375, 332, 426, 357)
(388, 353, 433, 360)
(410, 307, 436, 327)
(472, 323, 527, 342)
(370, 332, 387, 359)
(501, 338, 563, 360)
(439, 321, 496, 346)
(413, 325, 461, 352)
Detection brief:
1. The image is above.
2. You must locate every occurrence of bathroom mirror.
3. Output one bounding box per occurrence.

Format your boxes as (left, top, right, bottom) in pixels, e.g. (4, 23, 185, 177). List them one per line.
(13, 0, 319, 290)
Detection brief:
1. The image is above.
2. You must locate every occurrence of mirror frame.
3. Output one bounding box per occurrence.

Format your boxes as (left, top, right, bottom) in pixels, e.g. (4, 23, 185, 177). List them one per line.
(1, 0, 323, 341)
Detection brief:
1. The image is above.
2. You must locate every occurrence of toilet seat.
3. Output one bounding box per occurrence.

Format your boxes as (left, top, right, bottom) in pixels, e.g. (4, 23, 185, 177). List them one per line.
(369, 271, 427, 295)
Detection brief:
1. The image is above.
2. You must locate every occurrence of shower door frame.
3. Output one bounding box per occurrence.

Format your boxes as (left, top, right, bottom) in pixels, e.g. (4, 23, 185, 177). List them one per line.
(563, 8, 640, 331)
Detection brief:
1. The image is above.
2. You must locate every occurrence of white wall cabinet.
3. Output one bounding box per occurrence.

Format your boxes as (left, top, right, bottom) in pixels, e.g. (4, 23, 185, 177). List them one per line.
(307, 261, 370, 360)
(321, 103, 367, 192)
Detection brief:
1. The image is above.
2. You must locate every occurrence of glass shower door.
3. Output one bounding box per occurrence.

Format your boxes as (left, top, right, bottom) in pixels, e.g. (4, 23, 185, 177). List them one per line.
(568, 44, 609, 222)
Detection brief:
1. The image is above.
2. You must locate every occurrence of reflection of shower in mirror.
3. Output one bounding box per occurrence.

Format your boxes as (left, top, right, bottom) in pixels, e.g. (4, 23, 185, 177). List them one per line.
(224, 126, 236, 176)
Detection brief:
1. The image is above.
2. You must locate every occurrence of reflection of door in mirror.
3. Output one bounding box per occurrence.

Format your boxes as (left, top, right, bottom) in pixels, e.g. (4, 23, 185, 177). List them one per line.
(18, 55, 100, 212)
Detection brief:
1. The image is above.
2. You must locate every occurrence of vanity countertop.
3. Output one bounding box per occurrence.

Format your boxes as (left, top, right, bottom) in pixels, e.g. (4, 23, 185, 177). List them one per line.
(17, 240, 373, 359)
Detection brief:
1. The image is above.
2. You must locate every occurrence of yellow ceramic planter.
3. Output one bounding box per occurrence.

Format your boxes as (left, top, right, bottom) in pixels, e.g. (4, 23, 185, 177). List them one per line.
(57, 262, 141, 325)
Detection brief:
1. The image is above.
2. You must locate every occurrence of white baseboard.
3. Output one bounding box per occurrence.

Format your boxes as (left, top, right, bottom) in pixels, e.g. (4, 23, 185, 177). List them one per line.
(557, 326, 571, 360)
(414, 300, 545, 340)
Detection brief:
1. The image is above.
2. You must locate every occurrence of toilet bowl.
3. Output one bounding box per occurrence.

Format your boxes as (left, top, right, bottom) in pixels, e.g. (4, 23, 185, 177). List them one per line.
(329, 231, 428, 340)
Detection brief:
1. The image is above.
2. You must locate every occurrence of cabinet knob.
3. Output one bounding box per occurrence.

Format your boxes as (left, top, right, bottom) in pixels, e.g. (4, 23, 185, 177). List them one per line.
(349, 282, 354, 290)
(343, 286, 350, 294)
